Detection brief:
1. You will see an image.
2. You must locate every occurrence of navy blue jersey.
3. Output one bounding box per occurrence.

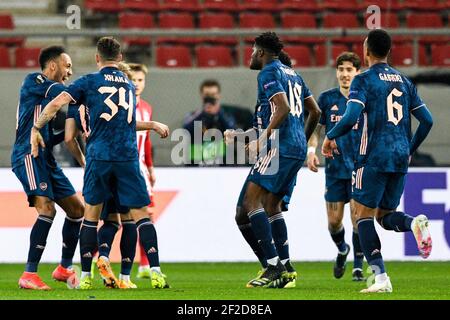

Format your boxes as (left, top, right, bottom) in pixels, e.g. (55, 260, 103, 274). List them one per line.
(255, 59, 313, 160)
(348, 63, 425, 173)
(11, 73, 65, 168)
(318, 88, 361, 179)
(64, 67, 137, 161)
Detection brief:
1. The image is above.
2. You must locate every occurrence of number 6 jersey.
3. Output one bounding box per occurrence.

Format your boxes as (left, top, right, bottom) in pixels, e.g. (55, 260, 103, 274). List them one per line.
(64, 66, 138, 161)
(255, 59, 313, 160)
(348, 62, 426, 173)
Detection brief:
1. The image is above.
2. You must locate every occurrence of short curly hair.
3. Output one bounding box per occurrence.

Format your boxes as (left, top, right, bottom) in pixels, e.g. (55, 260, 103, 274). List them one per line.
(254, 32, 284, 56)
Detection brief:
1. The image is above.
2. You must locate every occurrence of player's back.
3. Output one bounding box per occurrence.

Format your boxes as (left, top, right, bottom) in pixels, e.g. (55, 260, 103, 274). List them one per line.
(349, 63, 422, 173)
(11, 73, 60, 167)
(67, 67, 138, 161)
(257, 59, 312, 160)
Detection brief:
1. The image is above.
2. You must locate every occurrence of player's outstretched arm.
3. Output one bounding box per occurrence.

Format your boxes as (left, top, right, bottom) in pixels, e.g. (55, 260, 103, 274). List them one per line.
(64, 118, 85, 168)
(136, 121, 170, 138)
(31, 92, 73, 158)
(410, 105, 433, 156)
(224, 128, 257, 145)
(326, 101, 362, 141)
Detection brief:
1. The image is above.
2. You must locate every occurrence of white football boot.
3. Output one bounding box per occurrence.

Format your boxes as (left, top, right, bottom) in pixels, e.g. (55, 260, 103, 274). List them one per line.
(411, 214, 432, 259)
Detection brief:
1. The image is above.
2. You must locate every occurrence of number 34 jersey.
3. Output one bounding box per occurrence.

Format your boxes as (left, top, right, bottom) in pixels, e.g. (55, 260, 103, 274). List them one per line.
(64, 66, 138, 161)
(348, 62, 426, 173)
(255, 59, 313, 160)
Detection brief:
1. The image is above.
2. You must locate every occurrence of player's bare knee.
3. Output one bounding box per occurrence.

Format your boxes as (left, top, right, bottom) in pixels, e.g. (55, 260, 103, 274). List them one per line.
(130, 207, 148, 222)
(235, 207, 249, 225)
(34, 198, 56, 217)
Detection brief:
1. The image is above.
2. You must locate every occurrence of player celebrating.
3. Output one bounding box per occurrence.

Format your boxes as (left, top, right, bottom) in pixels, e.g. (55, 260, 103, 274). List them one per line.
(307, 52, 366, 281)
(322, 29, 433, 293)
(12, 46, 84, 290)
(226, 32, 321, 288)
(30, 37, 169, 289)
(127, 63, 161, 281)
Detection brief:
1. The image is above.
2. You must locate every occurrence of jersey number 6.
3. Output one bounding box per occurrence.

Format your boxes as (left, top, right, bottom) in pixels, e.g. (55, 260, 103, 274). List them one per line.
(387, 88, 403, 126)
(98, 86, 134, 124)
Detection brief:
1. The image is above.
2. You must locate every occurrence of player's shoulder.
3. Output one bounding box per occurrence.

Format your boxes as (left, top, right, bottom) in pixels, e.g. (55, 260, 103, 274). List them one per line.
(138, 98, 152, 110)
(319, 87, 340, 99)
(23, 72, 52, 88)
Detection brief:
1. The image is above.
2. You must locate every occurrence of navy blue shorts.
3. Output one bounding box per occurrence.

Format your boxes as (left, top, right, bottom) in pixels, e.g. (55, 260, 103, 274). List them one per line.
(325, 176, 351, 203)
(237, 152, 302, 211)
(83, 159, 150, 208)
(13, 154, 75, 206)
(352, 166, 406, 210)
(100, 186, 131, 220)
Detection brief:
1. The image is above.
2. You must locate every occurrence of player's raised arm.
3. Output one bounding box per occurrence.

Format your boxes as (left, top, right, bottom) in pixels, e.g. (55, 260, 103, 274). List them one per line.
(30, 92, 73, 158)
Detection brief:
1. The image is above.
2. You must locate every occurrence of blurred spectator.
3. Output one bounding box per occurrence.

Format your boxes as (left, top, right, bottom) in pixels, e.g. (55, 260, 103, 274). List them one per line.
(183, 79, 252, 165)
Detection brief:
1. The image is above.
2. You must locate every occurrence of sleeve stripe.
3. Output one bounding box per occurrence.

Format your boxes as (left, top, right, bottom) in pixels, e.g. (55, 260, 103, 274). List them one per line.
(62, 91, 77, 104)
(347, 99, 365, 107)
(411, 104, 425, 111)
(304, 95, 313, 100)
(268, 91, 285, 101)
(45, 83, 58, 98)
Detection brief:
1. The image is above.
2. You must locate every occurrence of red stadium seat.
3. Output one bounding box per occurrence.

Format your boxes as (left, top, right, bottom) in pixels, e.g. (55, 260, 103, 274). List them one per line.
(406, 13, 443, 28)
(364, 12, 399, 28)
(403, 0, 442, 11)
(199, 12, 234, 29)
(0, 14, 24, 46)
(122, 0, 160, 12)
(279, 0, 320, 12)
(202, 0, 239, 12)
(119, 13, 154, 46)
(244, 45, 253, 66)
(239, 13, 276, 29)
(0, 46, 11, 68)
(431, 44, 450, 66)
(158, 12, 196, 44)
(196, 45, 234, 67)
(390, 44, 427, 66)
(156, 45, 192, 68)
(158, 12, 195, 28)
(352, 43, 364, 61)
(315, 44, 349, 66)
(198, 13, 236, 45)
(160, 0, 200, 12)
(283, 45, 312, 67)
(360, 0, 402, 11)
(15, 47, 41, 68)
(84, 0, 121, 13)
(281, 13, 317, 29)
(322, 13, 360, 28)
(321, 0, 359, 11)
(239, 0, 278, 11)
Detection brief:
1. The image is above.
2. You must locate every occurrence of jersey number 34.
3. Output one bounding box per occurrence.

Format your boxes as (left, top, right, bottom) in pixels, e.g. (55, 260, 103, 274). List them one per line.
(99, 86, 134, 124)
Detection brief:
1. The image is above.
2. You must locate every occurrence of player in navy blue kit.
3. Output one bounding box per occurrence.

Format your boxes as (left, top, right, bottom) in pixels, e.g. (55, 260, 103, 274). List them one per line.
(226, 32, 321, 288)
(307, 52, 366, 281)
(12, 46, 84, 290)
(30, 37, 169, 290)
(322, 29, 433, 293)
(64, 62, 169, 289)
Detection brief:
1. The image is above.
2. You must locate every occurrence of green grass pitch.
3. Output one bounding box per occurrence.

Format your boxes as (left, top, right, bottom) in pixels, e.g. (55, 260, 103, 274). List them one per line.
(1, 262, 449, 300)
